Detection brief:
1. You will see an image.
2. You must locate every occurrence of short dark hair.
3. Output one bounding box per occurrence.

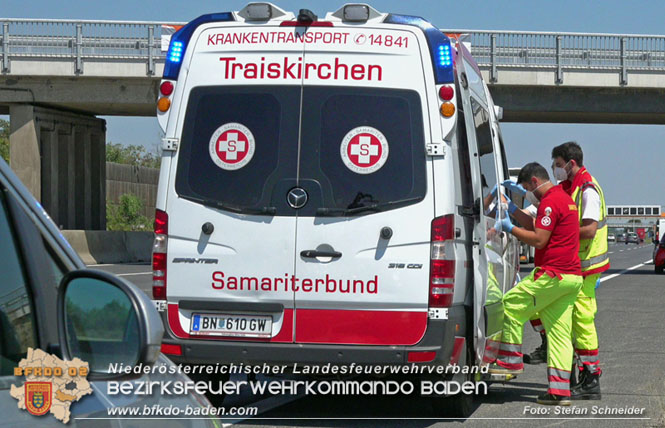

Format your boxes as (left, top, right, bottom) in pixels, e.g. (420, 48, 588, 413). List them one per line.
(551, 141, 584, 166)
(517, 162, 550, 185)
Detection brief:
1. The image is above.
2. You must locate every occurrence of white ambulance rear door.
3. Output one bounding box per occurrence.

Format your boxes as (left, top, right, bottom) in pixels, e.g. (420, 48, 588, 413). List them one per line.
(164, 24, 308, 342)
(292, 25, 435, 346)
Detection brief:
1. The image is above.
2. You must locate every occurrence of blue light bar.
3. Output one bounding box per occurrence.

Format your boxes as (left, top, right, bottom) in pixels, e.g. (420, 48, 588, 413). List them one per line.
(383, 14, 454, 84)
(163, 12, 235, 80)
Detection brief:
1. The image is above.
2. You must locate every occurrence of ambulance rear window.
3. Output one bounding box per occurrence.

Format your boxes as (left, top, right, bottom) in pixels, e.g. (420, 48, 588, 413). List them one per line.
(299, 87, 426, 214)
(175, 85, 300, 212)
(175, 85, 426, 216)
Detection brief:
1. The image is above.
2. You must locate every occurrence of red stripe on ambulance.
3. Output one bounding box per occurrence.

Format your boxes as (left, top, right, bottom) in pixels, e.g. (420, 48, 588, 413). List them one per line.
(295, 309, 427, 345)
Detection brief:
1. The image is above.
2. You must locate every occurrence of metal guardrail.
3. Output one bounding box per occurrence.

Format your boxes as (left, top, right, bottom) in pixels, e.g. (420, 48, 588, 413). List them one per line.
(2, 20, 665, 83)
(0, 19, 185, 75)
(446, 30, 665, 84)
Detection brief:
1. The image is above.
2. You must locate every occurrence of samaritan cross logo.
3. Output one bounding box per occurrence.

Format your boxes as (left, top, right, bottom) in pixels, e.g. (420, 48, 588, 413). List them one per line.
(340, 126, 389, 175)
(349, 136, 380, 165)
(209, 123, 256, 170)
(217, 131, 247, 162)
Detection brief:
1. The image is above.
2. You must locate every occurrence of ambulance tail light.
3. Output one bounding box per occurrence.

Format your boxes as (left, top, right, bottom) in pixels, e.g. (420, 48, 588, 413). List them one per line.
(430, 215, 455, 307)
(439, 85, 454, 101)
(383, 14, 454, 84)
(163, 12, 235, 80)
(152, 209, 168, 300)
(160, 81, 174, 96)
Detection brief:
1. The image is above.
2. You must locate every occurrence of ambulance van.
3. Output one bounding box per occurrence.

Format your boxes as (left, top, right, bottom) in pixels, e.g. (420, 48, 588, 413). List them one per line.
(154, 2, 519, 409)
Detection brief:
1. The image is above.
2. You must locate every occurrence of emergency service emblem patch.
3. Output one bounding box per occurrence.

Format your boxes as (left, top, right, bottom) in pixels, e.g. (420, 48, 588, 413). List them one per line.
(544, 207, 553, 216)
(541, 216, 552, 227)
(209, 122, 255, 171)
(25, 382, 52, 416)
(340, 126, 389, 174)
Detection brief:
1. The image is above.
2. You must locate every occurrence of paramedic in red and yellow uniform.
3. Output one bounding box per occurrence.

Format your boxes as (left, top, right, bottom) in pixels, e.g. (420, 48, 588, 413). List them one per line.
(489, 162, 583, 406)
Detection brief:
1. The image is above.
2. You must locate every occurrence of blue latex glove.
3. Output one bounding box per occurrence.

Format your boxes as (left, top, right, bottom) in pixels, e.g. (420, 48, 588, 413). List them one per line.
(502, 179, 527, 196)
(494, 214, 514, 233)
(595, 278, 601, 289)
(501, 192, 519, 215)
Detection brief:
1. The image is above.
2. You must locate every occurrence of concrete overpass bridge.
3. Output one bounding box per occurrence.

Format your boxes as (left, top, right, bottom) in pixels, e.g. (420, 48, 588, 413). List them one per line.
(2, 19, 665, 228)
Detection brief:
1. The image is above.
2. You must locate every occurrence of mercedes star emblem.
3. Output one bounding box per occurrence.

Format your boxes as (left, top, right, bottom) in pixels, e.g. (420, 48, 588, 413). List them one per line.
(287, 187, 308, 209)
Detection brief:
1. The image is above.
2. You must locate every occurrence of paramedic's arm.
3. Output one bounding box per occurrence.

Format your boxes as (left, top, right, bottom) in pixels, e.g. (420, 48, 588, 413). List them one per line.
(512, 208, 536, 231)
(580, 219, 598, 240)
(579, 188, 601, 240)
(510, 226, 551, 250)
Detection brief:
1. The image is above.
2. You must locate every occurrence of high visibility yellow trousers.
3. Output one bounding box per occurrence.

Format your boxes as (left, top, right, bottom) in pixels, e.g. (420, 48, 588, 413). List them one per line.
(497, 268, 583, 396)
(528, 273, 602, 375)
(574, 273, 602, 374)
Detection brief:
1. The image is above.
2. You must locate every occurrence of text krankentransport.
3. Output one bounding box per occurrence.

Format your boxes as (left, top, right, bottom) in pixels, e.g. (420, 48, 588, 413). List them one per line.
(207, 31, 351, 46)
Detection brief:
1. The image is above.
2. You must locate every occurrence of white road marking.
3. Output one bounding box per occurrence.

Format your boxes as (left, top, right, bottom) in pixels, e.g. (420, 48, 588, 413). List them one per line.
(600, 259, 653, 283)
(117, 272, 152, 276)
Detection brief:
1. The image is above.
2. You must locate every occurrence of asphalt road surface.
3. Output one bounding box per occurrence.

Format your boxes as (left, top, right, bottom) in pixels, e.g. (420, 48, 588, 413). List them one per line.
(91, 242, 665, 427)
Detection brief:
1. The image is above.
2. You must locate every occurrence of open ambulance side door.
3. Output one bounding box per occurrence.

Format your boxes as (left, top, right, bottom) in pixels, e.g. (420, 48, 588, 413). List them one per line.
(454, 41, 505, 366)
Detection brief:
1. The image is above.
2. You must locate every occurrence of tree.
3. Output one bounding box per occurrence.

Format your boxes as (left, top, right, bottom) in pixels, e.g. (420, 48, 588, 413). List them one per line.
(106, 193, 152, 231)
(0, 119, 9, 163)
(106, 142, 160, 168)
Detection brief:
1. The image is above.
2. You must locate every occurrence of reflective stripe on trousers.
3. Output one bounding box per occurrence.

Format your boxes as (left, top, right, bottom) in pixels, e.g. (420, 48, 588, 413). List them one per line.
(497, 342, 523, 369)
(548, 367, 571, 397)
(530, 318, 545, 333)
(576, 348, 602, 374)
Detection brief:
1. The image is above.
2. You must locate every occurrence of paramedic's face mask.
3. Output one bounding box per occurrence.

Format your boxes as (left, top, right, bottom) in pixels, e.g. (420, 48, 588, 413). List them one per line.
(524, 180, 547, 206)
(552, 159, 572, 182)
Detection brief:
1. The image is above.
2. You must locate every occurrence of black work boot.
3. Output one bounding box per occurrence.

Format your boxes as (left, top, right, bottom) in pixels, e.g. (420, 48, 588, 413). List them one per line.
(570, 365, 587, 391)
(537, 392, 572, 406)
(524, 333, 547, 365)
(571, 371, 601, 400)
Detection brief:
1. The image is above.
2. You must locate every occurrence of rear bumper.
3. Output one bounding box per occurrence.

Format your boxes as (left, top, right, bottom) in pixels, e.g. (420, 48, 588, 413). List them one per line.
(160, 305, 467, 366)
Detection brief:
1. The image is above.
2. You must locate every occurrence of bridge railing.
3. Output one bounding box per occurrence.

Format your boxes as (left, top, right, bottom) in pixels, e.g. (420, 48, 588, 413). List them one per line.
(0, 19, 185, 74)
(445, 30, 665, 84)
(2, 20, 665, 81)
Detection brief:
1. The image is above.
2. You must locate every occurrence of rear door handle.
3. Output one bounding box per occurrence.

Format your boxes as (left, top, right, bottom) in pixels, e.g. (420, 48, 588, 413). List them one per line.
(300, 250, 342, 259)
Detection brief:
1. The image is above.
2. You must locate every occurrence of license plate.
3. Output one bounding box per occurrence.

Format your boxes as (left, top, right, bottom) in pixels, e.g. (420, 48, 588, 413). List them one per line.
(190, 313, 272, 338)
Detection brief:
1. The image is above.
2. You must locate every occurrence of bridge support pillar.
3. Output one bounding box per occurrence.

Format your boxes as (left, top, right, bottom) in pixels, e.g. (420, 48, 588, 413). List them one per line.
(9, 105, 106, 230)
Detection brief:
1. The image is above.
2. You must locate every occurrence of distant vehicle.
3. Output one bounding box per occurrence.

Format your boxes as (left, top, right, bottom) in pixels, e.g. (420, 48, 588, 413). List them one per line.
(617, 233, 627, 243)
(607, 233, 616, 243)
(653, 235, 665, 274)
(627, 233, 639, 244)
(636, 228, 646, 242)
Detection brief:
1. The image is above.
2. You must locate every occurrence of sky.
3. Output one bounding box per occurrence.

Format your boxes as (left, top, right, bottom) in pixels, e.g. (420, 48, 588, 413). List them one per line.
(2, 0, 665, 206)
